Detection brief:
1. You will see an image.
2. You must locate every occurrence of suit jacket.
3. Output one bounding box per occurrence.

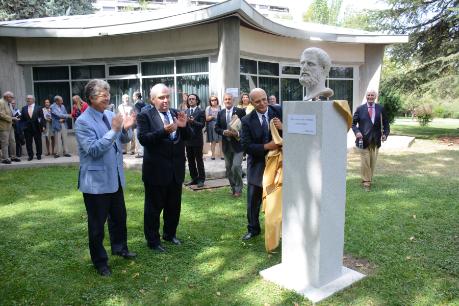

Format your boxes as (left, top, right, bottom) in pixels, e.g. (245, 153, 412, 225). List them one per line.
(214, 107, 246, 153)
(75, 107, 132, 194)
(0, 98, 13, 131)
(21, 104, 44, 134)
(137, 107, 193, 186)
(241, 105, 282, 187)
(184, 107, 205, 147)
(51, 103, 71, 132)
(352, 103, 390, 149)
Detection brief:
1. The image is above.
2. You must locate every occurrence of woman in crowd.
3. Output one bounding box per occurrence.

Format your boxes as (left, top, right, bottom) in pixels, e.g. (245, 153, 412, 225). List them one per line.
(179, 92, 189, 111)
(42, 98, 55, 156)
(71, 95, 88, 120)
(205, 95, 223, 160)
(237, 92, 254, 114)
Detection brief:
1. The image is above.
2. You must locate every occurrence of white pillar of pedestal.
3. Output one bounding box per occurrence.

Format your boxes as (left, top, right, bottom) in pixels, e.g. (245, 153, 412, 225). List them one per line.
(260, 101, 365, 303)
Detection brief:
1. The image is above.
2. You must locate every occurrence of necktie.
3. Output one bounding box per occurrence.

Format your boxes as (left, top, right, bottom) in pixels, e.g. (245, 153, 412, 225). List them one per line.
(226, 110, 231, 128)
(161, 112, 175, 140)
(262, 114, 269, 143)
(102, 114, 111, 130)
(28, 105, 33, 118)
(368, 105, 374, 123)
(102, 114, 119, 152)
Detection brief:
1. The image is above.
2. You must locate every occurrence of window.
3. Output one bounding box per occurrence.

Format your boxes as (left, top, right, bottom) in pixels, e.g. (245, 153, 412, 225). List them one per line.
(258, 61, 279, 76)
(240, 74, 257, 95)
(281, 66, 300, 75)
(33, 66, 69, 81)
(281, 78, 303, 102)
(108, 79, 140, 110)
(176, 57, 208, 74)
(71, 65, 105, 79)
(177, 75, 209, 106)
(108, 65, 138, 76)
(259, 77, 279, 99)
(240, 58, 257, 74)
(141, 60, 174, 76)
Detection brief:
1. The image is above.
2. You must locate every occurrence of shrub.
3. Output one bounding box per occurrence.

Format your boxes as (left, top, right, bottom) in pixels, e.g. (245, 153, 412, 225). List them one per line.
(379, 90, 401, 124)
(414, 104, 433, 126)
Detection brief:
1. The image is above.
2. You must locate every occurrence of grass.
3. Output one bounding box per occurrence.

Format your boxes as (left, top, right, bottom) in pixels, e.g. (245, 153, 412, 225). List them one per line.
(1, 130, 458, 305)
(391, 118, 459, 140)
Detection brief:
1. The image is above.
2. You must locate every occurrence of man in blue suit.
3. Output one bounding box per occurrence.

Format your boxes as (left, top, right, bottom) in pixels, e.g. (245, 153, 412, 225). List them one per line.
(352, 89, 390, 191)
(241, 88, 282, 240)
(75, 79, 137, 276)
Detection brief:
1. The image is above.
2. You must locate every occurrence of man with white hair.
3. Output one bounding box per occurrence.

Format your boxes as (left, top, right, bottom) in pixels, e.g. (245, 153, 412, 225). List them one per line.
(0, 91, 21, 164)
(137, 83, 192, 252)
(21, 95, 44, 160)
(51, 95, 72, 158)
(352, 89, 390, 191)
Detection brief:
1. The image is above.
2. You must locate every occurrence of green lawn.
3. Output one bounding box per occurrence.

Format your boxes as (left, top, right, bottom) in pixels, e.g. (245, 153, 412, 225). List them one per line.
(1, 140, 458, 305)
(391, 118, 459, 140)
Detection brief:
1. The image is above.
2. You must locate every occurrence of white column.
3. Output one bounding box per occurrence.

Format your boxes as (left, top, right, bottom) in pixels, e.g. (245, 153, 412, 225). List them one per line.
(260, 101, 365, 303)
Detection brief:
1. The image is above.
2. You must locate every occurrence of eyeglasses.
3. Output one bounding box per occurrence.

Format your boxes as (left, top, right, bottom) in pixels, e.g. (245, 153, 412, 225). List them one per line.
(95, 93, 110, 98)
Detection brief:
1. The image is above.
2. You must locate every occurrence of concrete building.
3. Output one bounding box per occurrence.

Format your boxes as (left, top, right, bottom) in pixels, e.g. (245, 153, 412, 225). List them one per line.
(0, 0, 407, 117)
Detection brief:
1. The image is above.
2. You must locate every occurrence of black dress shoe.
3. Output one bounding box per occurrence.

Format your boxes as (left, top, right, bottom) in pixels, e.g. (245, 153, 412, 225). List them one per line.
(63, 153, 71, 157)
(148, 244, 166, 252)
(54, 154, 60, 158)
(11, 157, 21, 162)
(96, 265, 112, 277)
(1, 159, 11, 164)
(28, 156, 33, 161)
(112, 250, 137, 259)
(184, 180, 197, 186)
(242, 232, 259, 240)
(163, 236, 181, 245)
(196, 181, 204, 188)
(37, 156, 41, 160)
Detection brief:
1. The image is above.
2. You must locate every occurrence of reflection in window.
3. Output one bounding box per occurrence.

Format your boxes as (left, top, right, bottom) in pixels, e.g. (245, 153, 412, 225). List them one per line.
(71, 81, 88, 100)
(33, 66, 69, 81)
(329, 67, 353, 78)
(176, 58, 208, 74)
(71, 65, 105, 79)
(240, 58, 257, 74)
(34, 82, 73, 128)
(108, 65, 138, 76)
(141, 61, 174, 76)
(108, 79, 140, 110)
(142, 77, 175, 107)
(281, 78, 303, 102)
(258, 61, 279, 76)
(281, 66, 300, 75)
(177, 75, 209, 107)
(240, 75, 257, 95)
(259, 77, 279, 99)
(328, 79, 353, 110)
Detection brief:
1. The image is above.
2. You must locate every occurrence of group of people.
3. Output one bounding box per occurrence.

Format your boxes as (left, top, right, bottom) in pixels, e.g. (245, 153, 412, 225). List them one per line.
(74, 78, 284, 276)
(0, 92, 78, 163)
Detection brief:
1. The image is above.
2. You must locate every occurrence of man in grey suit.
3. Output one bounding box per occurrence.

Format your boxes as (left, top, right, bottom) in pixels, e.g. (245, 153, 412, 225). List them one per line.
(75, 79, 137, 277)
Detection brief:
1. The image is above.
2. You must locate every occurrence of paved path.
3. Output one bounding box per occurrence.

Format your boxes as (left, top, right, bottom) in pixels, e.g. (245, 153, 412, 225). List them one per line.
(0, 135, 414, 175)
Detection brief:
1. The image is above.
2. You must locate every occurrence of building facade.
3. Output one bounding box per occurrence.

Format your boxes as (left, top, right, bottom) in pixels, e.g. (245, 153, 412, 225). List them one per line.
(0, 0, 407, 118)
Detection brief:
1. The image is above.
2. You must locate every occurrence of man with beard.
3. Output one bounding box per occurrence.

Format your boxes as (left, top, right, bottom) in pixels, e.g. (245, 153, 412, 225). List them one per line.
(299, 47, 333, 101)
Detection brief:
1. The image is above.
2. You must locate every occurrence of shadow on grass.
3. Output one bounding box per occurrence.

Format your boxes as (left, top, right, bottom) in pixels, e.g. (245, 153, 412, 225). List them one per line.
(1, 151, 458, 305)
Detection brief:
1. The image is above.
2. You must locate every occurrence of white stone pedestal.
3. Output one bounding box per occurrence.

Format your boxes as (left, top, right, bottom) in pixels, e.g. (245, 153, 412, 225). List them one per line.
(260, 101, 365, 303)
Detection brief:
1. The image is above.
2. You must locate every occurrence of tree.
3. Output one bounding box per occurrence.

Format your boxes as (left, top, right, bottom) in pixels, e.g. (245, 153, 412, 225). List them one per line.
(0, 0, 95, 21)
(375, 0, 459, 118)
(303, 0, 343, 26)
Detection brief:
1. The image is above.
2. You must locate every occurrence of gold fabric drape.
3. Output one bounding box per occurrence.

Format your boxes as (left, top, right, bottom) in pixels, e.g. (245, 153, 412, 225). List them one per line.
(262, 119, 283, 252)
(332, 100, 352, 131)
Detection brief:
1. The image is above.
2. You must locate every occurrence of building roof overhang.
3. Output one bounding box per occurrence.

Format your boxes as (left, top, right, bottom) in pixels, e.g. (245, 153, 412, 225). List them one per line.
(0, 0, 408, 44)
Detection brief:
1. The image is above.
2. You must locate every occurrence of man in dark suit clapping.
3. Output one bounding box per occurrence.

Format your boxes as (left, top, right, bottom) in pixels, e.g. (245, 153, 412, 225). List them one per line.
(215, 93, 246, 197)
(184, 93, 206, 188)
(137, 83, 193, 252)
(21, 95, 44, 161)
(241, 88, 282, 240)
